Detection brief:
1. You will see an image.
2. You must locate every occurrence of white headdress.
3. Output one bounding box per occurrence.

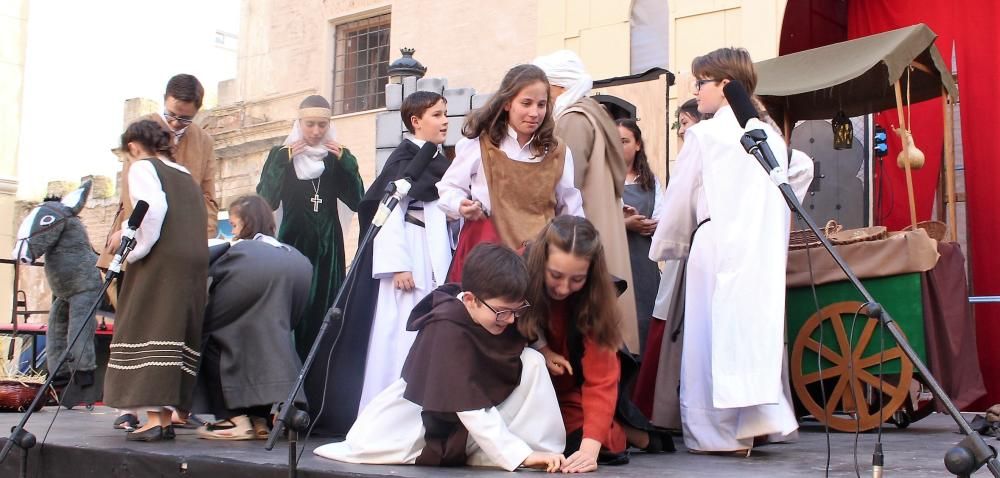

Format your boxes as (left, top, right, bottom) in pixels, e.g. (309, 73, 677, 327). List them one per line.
(284, 95, 336, 180)
(533, 50, 593, 117)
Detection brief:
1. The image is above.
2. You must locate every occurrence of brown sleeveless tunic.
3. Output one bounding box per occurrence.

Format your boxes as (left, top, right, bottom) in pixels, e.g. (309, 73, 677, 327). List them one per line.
(480, 139, 566, 249)
(103, 158, 208, 410)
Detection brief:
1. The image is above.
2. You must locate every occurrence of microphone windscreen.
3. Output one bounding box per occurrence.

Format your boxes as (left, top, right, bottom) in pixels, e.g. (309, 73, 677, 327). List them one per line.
(403, 142, 439, 180)
(128, 200, 149, 229)
(723, 80, 759, 128)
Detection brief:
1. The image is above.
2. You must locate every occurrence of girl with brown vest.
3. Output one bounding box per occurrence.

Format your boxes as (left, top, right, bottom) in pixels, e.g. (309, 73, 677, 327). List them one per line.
(436, 64, 584, 279)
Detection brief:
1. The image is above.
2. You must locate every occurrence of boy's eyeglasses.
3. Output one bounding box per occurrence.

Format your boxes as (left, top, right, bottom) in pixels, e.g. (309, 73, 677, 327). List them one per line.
(163, 110, 194, 126)
(693, 78, 721, 92)
(478, 298, 531, 323)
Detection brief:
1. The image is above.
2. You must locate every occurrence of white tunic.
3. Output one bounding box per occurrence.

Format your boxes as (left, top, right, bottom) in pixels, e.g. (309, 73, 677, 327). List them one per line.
(649, 106, 798, 451)
(358, 172, 453, 411)
(315, 348, 566, 471)
(436, 127, 584, 219)
(125, 157, 191, 262)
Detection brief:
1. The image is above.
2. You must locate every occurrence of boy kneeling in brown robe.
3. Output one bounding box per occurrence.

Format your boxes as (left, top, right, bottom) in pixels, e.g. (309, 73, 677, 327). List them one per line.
(314, 243, 566, 471)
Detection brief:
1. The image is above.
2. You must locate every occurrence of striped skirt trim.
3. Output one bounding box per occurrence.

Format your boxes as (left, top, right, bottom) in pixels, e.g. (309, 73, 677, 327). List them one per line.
(109, 341, 200, 377)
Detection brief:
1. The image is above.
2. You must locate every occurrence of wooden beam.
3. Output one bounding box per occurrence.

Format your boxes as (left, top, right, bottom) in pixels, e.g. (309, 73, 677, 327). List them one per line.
(894, 82, 919, 228)
(909, 61, 933, 75)
(943, 90, 958, 241)
(783, 109, 792, 145)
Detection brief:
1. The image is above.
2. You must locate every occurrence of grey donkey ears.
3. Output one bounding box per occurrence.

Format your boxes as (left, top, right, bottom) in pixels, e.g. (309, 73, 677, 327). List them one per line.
(59, 180, 92, 215)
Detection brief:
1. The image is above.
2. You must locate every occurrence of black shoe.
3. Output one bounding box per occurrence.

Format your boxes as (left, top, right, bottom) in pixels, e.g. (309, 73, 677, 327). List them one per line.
(163, 425, 176, 440)
(597, 450, 630, 466)
(126, 426, 164, 442)
(113, 413, 139, 431)
(643, 429, 676, 453)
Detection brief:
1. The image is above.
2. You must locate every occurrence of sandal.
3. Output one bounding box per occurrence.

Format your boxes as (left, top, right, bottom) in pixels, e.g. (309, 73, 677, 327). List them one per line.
(113, 413, 139, 431)
(250, 417, 269, 440)
(171, 410, 205, 429)
(197, 415, 255, 440)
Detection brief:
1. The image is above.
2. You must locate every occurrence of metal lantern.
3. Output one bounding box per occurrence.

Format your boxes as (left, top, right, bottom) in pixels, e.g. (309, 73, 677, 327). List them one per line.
(387, 47, 427, 83)
(832, 111, 853, 150)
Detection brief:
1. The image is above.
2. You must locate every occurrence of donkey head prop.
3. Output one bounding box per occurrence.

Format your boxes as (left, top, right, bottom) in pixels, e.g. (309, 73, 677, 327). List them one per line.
(12, 181, 93, 263)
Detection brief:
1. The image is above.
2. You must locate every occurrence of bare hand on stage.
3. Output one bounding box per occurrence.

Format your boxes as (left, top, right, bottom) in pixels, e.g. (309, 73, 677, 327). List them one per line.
(458, 199, 485, 221)
(324, 140, 343, 159)
(522, 451, 566, 473)
(104, 229, 123, 255)
(288, 140, 308, 158)
(562, 438, 600, 473)
(540, 345, 573, 376)
(986, 404, 1000, 423)
(622, 205, 638, 218)
(393, 271, 415, 291)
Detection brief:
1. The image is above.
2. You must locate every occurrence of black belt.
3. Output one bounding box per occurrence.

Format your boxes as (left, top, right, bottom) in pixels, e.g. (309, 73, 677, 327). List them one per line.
(405, 213, 425, 228)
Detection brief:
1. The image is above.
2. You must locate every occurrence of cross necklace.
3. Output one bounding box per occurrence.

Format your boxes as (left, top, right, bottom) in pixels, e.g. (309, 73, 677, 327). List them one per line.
(309, 177, 323, 212)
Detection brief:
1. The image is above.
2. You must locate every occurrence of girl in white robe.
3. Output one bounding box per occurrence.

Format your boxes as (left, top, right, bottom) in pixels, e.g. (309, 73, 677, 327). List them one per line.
(649, 48, 798, 454)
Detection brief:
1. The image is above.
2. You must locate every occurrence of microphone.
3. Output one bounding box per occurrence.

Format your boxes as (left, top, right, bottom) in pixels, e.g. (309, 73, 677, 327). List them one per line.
(724, 79, 760, 128)
(402, 141, 439, 182)
(107, 200, 149, 277)
(872, 442, 884, 478)
(371, 142, 439, 227)
(723, 80, 785, 179)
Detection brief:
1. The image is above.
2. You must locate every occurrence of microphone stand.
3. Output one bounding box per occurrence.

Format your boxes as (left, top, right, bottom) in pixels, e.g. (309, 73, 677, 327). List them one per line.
(266, 182, 404, 478)
(740, 129, 1000, 478)
(0, 240, 136, 475)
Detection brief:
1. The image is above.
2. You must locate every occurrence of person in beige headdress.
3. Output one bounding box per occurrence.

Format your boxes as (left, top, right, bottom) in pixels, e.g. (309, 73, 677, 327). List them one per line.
(533, 50, 639, 353)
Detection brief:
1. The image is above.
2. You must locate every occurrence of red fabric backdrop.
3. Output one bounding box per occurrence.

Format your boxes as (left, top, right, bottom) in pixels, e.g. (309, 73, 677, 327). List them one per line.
(845, 1, 1000, 407)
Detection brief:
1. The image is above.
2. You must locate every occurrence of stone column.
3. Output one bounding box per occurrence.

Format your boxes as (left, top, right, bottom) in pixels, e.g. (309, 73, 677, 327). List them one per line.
(0, 0, 29, 322)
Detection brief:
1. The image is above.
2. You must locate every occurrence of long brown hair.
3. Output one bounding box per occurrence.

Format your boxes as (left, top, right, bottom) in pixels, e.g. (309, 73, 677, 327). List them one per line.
(229, 194, 276, 239)
(615, 119, 654, 191)
(519, 216, 622, 350)
(462, 64, 557, 156)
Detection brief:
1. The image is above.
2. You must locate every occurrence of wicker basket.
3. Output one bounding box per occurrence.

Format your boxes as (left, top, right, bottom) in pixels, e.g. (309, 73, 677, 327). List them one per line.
(0, 380, 46, 412)
(789, 220, 843, 250)
(829, 226, 889, 245)
(903, 220, 948, 241)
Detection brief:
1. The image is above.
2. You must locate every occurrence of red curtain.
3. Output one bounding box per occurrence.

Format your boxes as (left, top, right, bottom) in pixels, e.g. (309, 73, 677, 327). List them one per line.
(846, 2, 952, 231)
(847, 0, 1000, 407)
(955, 1, 1000, 409)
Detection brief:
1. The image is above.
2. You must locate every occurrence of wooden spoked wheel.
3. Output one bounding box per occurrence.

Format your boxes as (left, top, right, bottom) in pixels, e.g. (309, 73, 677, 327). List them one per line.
(790, 301, 914, 432)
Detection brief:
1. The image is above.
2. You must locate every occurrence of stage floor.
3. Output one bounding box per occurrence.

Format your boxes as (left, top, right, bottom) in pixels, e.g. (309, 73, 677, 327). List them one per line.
(0, 406, 992, 477)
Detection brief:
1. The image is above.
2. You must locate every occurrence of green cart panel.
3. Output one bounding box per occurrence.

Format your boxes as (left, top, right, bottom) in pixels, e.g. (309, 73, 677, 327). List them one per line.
(786, 272, 926, 375)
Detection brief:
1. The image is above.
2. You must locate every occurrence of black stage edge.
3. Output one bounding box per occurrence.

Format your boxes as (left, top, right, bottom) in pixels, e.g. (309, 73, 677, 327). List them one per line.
(0, 406, 992, 477)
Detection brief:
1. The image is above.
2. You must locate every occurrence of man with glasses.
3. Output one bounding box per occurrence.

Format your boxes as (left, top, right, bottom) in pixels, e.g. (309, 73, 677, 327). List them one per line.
(100, 74, 219, 270)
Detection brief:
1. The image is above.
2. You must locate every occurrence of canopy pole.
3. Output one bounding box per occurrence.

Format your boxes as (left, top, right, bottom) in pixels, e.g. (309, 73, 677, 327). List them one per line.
(943, 89, 958, 241)
(894, 81, 919, 228)
(783, 109, 792, 145)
